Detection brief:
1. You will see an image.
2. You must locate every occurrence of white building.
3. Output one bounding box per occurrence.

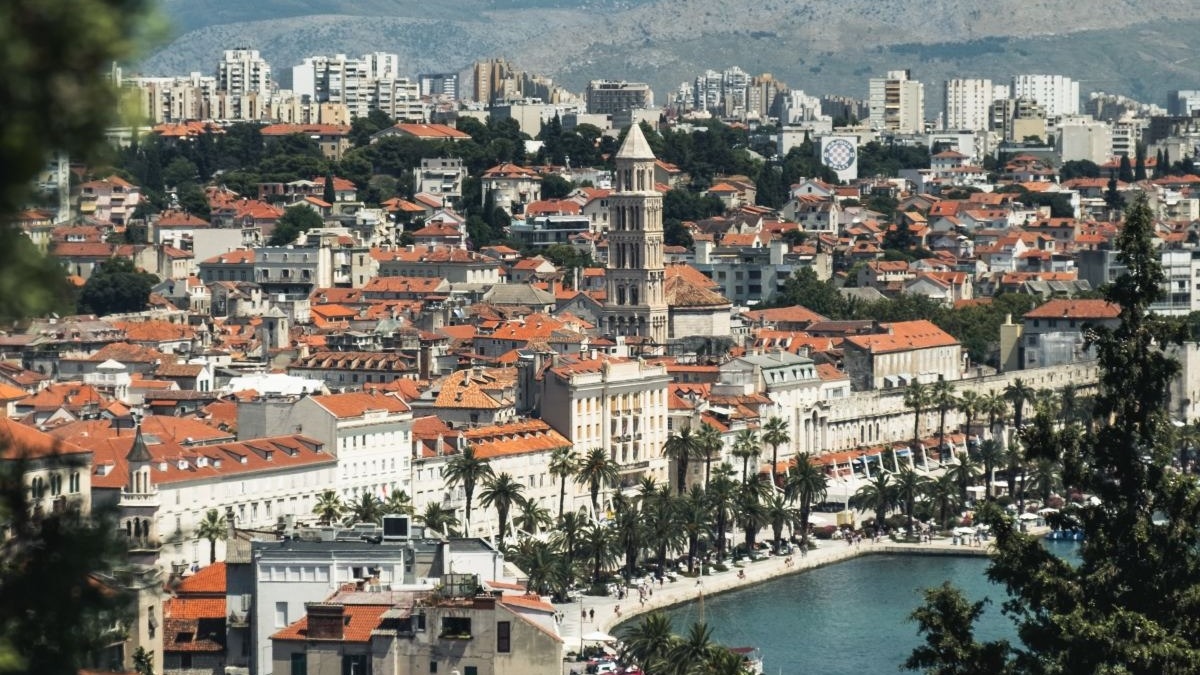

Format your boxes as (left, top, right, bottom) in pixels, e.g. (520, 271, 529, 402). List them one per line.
(1057, 116, 1113, 164)
(291, 53, 423, 121)
(218, 48, 271, 95)
(943, 78, 994, 131)
(1012, 74, 1080, 118)
(537, 354, 670, 508)
(869, 69, 925, 133)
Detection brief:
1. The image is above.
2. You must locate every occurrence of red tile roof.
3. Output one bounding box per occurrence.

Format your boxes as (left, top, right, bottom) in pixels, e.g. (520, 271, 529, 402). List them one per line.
(1024, 299, 1120, 320)
(309, 391, 411, 418)
(271, 604, 391, 643)
(0, 418, 89, 460)
(844, 320, 959, 354)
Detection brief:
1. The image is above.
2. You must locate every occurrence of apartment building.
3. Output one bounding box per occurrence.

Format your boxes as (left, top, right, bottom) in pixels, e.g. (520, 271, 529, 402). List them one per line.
(868, 70, 925, 133)
(1012, 74, 1080, 118)
(943, 78, 993, 131)
(585, 80, 654, 115)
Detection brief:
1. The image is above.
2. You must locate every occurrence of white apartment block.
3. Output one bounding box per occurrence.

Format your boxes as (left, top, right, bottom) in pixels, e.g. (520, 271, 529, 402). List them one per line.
(1012, 74, 1080, 118)
(1057, 116, 1113, 164)
(291, 53, 423, 120)
(944, 78, 993, 131)
(218, 48, 271, 95)
(538, 356, 670, 506)
(869, 69, 925, 133)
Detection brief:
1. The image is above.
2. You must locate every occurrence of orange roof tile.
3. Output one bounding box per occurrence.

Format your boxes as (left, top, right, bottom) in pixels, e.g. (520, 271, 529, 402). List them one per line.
(844, 320, 959, 354)
(271, 604, 391, 643)
(309, 391, 411, 418)
(1024, 299, 1120, 320)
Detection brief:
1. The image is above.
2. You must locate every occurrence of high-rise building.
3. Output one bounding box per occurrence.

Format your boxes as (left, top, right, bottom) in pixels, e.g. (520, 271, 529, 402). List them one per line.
(868, 69, 924, 133)
(602, 124, 668, 345)
(217, 48, 271, 94)
(585, 80, 653, 116)
(943, 78, 993, 131)
(1168, 90, 1200, 117)
(291, 53, 422, 121)
(1012, 74, 1080, 118)
(418, 72, 459, 99)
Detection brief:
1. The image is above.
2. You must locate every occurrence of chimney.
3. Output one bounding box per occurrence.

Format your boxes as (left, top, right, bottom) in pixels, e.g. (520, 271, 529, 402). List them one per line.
(305, 603, 345, 640)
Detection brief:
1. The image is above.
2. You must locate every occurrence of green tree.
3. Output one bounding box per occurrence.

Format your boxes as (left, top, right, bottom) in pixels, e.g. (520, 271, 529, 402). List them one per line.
(508, 537, 568, 597)
(850, 472, 895, 529)
(478, 472, 525, 542)
(574, 447, 618, 517)
(1134, 143, 1147, 181)
(773, 267, 844, 317)
(678, 486, 711, 574)
(346, 492, 383, 525)
(904, 381, 931, 466)
(131, 646, 154, 675)
(905, 584, 1011, 675)
(547, 447, 578, 520)
(441, 445, 493, 534)
(383, 489, 413, 516)
(268, 204, 324, 246)
(322, 170, 336, 204)
(894, 467, 930, 534)
(662, 428, 701, 495)
(417, 502, 459, 536)
(784, 452, 828, 547)
(513, 498, 552, 536)
(907, 193, 1200, 673)
(945, 452, 980, 505)
(761, 416, 791, 488)
(581, 521, 616, 584)
(540, 173, 573, 199)
(196, 508, 226, 564)
(611, 492, 644, 580)
(77, 257, 158, 316)
(1058, 159, 1101, 180)
(619, 612, 676, 672)
(705, 467, 738, 560)
(313, 489, 345, 525)
(764, 493, 797, 555)
(694, 422, 723, 490)
(731, 428, 760, 483)
(1118, 153, 1134, 182)
(931, 379, 957, 453)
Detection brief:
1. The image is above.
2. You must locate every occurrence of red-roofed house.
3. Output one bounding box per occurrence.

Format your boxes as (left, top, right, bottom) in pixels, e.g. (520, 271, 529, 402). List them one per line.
(843, 320, 963, 390)
(1021, 299, 1120, 369)
(0, 417, 92, 515)
(259, 124, 351, 160)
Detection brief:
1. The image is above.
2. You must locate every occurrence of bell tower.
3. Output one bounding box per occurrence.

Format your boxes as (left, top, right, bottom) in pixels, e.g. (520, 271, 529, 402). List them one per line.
(120, 419, 161, 567)
(602, 123, 668, 346)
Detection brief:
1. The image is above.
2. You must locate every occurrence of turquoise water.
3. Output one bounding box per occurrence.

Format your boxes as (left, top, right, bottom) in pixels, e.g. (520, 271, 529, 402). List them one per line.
(639, 541, 1078, 674)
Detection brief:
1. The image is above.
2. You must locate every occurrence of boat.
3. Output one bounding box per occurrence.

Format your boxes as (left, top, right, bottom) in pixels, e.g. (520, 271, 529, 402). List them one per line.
(728, 646, 765, 675)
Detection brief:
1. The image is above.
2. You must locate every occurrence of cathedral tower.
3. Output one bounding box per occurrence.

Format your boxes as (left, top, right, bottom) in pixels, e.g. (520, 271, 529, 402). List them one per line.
(602, 123, 668, 345)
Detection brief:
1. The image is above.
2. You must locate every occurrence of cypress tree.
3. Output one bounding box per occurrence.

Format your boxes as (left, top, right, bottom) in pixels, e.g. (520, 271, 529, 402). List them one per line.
(906, 194, 1200, 674)
(1134, 144, 1147, 181)
(1118, 153, 1134, 182)
(322, 171, 336, 205)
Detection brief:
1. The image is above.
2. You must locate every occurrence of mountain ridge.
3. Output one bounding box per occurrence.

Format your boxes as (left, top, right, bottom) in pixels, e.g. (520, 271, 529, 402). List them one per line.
(137, 1, 1200, 107)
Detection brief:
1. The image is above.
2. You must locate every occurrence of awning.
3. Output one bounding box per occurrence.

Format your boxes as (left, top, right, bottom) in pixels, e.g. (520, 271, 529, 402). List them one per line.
(582, 631, 617, 642)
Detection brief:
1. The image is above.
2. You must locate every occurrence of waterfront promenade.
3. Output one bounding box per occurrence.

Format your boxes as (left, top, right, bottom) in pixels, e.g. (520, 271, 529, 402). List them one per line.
(557, 531, 1011, 664)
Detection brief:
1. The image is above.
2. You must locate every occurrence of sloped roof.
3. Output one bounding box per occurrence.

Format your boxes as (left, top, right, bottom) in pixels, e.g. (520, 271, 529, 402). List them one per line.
(843, 320, 959, 354)
(616, 123, 655, 160)
(664, 274, 730, 308)
(1024, 299, 1120, 320)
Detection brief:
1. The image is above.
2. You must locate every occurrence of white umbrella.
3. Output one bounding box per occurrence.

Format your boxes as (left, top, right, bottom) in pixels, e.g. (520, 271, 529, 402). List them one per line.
(1018, 512, 1038, 521)
(583, 631, 618, 642)
(953, 527, 974, 535)
(1037, 507, 1059, 515)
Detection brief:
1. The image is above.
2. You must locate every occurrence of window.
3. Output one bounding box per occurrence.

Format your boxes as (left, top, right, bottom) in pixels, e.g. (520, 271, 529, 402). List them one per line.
(290, 653, 306, 675)
(440, 616, 471, 638)
(497, 620, 511, 653)
(429, 663, 437, 674)
(341, 654, 368, 675)
(275, 602, 289, 628)
(464, 668, 478, 675)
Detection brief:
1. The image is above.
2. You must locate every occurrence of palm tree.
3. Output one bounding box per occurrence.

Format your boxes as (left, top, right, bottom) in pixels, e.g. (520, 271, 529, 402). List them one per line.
(383, 489, 413, 515)
(513, 498, 552, 536)
(1027, 458, 1062, 505)
(850, 472, 895, 530)
(737, 482, 769, 554)
(957, 389, 983, 447)
(762, 416, 791, 488)
(417, 502, 460, 535)
(765, 493, 797, 555)
(925, 472, 961, 528)
(931, 379, 956, 459)
(977, 438, 1004, 500)
(893, 467, 929, 534)
(678, 486, 711, 574)
(784, 452, 828, 547)
(196, 508, 226, 564)
(694, 422, 724, 490)
(1004, 378, 1035, 435)
(575, 447, 618, 517)
(509, 537, 568, 597)
(705, 646, 751, 675)
(581, 521, 616, 584)
(478, 472, 525, 542)
(556, 510, 588, 563)
(662, 428, 701, 495)
(904, 381, 930, 468)
(441, 444, 493, 534)
(347, 492, 383, 525)
(312, 489, 344, 526)
(1003, 439, 1025, 507)
(668, 622, 715, 675)
(619, 612, 676, 671)
(731, 428, 760, 483)
(982, 390, 1007, 441)
(547, 447, 578, 520)
(706, 466, 738, 560)
(610, 492, 643, 580)
(944, 451, 980, 504)
(643, 486, 682, 580)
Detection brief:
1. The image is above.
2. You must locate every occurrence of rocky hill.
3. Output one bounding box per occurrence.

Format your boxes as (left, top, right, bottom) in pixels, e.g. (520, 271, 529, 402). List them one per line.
(137, 0, 1200, 106)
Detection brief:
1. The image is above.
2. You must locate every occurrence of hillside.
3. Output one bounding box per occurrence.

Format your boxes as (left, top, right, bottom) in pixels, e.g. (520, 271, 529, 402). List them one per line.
(137, 0, 1200, 107)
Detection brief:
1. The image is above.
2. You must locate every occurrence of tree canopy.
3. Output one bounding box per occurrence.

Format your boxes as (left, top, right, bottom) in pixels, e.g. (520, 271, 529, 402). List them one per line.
(268, 205, 325, 246)
(77, 257, 159, 316)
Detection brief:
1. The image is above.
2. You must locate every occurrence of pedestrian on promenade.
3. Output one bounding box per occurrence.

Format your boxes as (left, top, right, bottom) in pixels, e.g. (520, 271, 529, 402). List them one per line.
(589, 608, 594, 622)
(614, 605, 621, 617)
